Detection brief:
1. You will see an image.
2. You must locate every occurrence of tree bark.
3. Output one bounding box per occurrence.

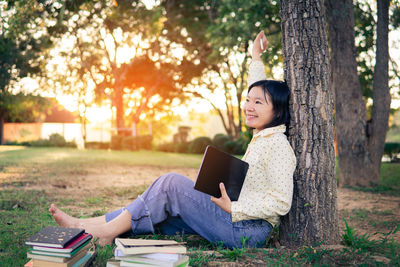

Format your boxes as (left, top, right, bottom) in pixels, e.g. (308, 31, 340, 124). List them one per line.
(115, 85, 125, 135)
(369, 0, 390, 183)
(326, 0, 390, 187)
(0, 112, 4, 145)
(279, 0, 339, 246)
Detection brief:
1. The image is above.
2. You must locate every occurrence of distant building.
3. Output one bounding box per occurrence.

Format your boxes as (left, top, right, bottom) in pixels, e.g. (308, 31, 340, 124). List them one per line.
(3, 98, 83, 145)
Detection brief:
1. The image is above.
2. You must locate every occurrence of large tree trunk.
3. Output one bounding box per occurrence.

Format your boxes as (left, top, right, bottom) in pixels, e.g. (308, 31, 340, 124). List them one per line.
(369, 0, 390, 182)
(279, 0, 339, 246)
(0, 112, 4, 145)
(115, 85, 125, 136)
(326, 0, 390, 187)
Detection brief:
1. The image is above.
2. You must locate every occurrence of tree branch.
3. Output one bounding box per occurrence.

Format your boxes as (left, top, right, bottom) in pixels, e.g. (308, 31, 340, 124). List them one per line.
(99, 30, 115, 70)
(185, 90, 231, 135)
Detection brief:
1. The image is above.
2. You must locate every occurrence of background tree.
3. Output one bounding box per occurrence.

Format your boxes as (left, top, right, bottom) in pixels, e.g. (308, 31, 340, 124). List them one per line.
(48, 0, 205, 136)
(160, 0, 282, 138)
(326, 0, 391, 186)
(279, 0, 339, 246)
(0, 0, 50, 144)
(0, 0, 90, 144)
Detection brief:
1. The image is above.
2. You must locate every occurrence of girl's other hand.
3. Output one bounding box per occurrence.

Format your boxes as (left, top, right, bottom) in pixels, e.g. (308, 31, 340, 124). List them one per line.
(252, 30, 268, 60)
(211, 183, 232, 214)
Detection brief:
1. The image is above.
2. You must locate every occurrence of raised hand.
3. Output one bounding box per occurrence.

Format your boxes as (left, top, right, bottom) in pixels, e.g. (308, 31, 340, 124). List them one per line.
(252, 30, 268, 61)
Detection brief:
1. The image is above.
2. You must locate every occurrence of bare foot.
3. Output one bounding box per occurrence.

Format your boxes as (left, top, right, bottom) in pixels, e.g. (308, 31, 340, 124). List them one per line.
(49, 203, 80, 228)
(78, 222, 115, 246)
(49, 204, 130, 247)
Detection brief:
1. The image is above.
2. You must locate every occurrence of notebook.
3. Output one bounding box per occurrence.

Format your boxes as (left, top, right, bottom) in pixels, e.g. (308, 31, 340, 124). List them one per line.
(194, 145, 249, 201)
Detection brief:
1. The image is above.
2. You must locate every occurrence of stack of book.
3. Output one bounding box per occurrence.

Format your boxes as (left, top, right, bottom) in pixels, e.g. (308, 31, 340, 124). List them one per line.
(24, 226, 96, 267)
(107, 238, 189, 267)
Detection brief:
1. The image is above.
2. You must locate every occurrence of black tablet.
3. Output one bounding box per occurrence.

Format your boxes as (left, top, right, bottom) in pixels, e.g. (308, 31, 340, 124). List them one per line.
(194, 145, 249, 201)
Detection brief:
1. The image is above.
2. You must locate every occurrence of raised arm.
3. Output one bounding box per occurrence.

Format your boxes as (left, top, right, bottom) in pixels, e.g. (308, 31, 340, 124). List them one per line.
(248, 30, 268, 86)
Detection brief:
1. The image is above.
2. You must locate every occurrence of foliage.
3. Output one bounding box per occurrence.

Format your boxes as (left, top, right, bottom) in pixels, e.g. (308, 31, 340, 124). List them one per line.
(47, 0, 204, 134)
(161, 0, 282, 138)
(111, 135, 153, 151)
(5, 133, 77, 148)
(2, 92, 51, 123)
(391, 2, 400, 29)
(189, 137, 213, 154)
(354, 1, 400, 107)
(0, 0, 91, 143)
(384, 142, 400, 161)
(224, 140, 246, 155)
(212, 133, 231, 151)
(110, 135, 124, 150)
(354, 1, 376, 101)
(0, 0, 52, 90)
(85, 141, 110, 150)
(224, 129, 252, 155)
(158, 142, 191, 154)
(158, 131, 251, 155)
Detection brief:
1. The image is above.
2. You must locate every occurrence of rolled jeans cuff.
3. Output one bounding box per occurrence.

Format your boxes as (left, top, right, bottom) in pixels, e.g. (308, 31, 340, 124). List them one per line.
(125, 195, 155, 234)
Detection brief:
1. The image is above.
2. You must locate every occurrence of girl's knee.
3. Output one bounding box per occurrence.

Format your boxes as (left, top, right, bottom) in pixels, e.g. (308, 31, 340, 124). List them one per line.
(160, 173, 193, 191)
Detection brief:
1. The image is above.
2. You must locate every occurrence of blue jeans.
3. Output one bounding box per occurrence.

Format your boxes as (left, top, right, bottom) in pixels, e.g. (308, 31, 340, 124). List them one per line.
(106, 173, 272, 248)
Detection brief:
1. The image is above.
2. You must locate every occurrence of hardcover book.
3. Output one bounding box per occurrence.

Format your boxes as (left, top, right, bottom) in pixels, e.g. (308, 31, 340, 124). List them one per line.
(71, 250, 97, 267)
(118, 253, 189, 267)
(114, 239, 187, 255)
(29, 239, 92, 258)
(32, 233, 92, 253)
(25, 226, 85, 248)
(27, 241, 92, 263)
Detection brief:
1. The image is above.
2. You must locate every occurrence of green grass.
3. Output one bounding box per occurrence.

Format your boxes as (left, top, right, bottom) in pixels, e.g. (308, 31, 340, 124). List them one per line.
(386, 131, 400, 143)
(1, 147, 400, 266)
(0, 189, 55, 266)
(342, 162, 400, 195)
(381, 162, 400, 187)
(0, 147, 204, 169)
(342, 218, 400, 264)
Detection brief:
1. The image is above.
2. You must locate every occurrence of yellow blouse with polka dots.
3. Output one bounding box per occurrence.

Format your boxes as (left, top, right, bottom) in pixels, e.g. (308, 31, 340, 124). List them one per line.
(231, 61, 296, 226)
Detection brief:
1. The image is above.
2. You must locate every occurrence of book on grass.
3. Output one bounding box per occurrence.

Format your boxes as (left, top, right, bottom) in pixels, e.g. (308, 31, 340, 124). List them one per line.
(30, 250, 95, 267)
(194, 145, 249, 201)
(29, 238, 92, 258)
(24, 259, 33, 267)
(106, 260, 121, 267)
(25, 226, 85, 248)
(70, 250, 97, 267)
(117, 253, 189, 267)
(27, 240, 92, 263)
(32, 233, 92, 253)
(115, 238, 187, 255)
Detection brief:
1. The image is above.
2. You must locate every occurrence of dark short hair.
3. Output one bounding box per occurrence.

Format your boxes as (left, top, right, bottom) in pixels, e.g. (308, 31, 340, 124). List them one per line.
(248, 80, 291, 129)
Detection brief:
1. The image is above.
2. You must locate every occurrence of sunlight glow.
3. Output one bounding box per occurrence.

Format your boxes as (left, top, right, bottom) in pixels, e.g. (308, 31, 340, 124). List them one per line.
(85, 105, 113, 124)
(12, 4, 400, 131)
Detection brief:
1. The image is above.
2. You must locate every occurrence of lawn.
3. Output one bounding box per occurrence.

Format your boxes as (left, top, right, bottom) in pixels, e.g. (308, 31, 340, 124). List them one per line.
(1, 146, 399, 266)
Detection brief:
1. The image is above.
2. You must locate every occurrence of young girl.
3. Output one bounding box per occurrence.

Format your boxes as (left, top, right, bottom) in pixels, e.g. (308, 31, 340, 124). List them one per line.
(49, 31, 296, 248)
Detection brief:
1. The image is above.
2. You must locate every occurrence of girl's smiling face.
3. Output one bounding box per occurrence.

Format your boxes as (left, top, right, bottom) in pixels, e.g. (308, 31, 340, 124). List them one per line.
(244, 86, 274, 134)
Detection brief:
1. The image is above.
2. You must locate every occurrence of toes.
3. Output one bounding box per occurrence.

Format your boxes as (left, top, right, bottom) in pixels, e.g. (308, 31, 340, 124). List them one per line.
(49, 203, 57, 214)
